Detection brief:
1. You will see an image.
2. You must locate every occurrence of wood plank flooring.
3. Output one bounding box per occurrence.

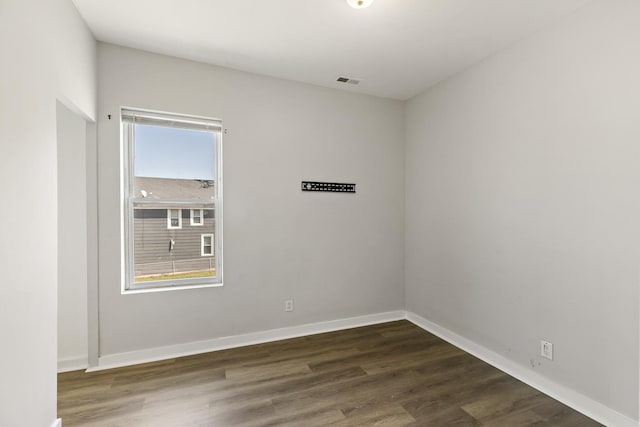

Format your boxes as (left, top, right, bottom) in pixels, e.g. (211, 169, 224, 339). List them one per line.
(58, 321, 602, 426)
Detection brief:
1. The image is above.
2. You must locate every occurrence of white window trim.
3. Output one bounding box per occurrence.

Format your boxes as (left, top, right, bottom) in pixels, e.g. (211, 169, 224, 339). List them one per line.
(121, 107, 224, 293)
(167, 209, 182, 229)
(201, 234, 214, 256)
(190, 208, 204, 226)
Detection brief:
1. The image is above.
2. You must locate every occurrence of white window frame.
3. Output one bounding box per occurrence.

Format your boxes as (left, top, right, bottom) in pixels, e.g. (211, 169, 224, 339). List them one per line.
(167, 209, 182, 229)
(201, 234, 214, 256)
(121, 107, 224, 292)
(190, 208, 203, 226)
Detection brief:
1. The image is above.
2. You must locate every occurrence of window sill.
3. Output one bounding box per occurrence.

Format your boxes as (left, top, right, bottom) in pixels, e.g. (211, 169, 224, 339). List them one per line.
(122, 282, 223, 295)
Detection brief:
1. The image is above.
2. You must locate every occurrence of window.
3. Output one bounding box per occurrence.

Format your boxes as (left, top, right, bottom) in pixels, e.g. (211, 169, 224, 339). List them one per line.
(201, 234, 214, 256)
(190, 209, 203, 226)
(122, 108, 223, 291)
(167, 209, 182, 229)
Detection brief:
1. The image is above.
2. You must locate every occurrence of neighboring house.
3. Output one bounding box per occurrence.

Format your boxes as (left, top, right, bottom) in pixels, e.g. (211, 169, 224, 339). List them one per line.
(133, 177, 216, 277)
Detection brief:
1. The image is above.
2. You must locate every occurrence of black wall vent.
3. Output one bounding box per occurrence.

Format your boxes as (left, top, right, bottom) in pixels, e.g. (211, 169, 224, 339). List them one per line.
(336, 76, 361, 85)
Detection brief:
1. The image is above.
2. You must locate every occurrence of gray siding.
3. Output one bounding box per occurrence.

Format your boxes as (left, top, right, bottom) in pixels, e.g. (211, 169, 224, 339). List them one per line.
(133, 208, 215, 276)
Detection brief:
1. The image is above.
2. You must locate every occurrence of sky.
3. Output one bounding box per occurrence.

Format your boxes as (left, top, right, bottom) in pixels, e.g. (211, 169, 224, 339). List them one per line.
(134, 124, 215, 180)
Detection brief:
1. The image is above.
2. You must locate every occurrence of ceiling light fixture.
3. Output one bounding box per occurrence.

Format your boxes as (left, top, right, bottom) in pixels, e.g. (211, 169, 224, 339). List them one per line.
(346, 0, 374, 9)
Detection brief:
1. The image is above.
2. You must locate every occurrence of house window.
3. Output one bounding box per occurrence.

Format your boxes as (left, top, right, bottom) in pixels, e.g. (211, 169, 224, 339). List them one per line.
(167, 209, 182, 229)
(190, 209, 203, 226)
(201, 234, 214, 256)
(122, 108, 223, 291)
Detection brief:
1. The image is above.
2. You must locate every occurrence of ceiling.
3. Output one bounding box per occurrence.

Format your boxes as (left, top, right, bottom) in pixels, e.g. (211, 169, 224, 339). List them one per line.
(72, 0, 592, 100)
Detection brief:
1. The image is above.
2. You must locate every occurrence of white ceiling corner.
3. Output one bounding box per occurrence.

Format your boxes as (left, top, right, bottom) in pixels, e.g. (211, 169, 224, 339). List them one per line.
(73, 0, 592, 100)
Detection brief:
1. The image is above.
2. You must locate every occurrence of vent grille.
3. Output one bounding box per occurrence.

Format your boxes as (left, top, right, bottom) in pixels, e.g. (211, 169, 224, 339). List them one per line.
(336, 76, 361, 85)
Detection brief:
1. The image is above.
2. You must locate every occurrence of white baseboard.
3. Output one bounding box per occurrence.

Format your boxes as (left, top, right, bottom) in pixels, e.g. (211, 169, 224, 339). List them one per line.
(405, 311, 637, 427)
(88, 310, 406, 372)
(50, 418, 62, 427)
(58, 356, 88, 373)
(84, 309, 636, 427)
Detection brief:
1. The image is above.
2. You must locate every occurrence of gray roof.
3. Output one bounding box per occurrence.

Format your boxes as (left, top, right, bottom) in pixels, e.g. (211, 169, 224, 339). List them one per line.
(134, 177, 215, 201)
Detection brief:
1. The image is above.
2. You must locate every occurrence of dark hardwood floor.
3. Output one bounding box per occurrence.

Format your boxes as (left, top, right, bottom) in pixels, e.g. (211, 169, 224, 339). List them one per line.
(58, 321, 601, 426)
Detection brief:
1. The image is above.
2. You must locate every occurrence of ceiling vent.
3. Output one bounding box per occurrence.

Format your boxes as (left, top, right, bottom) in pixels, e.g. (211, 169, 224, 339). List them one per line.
(336, 76, 361, 85)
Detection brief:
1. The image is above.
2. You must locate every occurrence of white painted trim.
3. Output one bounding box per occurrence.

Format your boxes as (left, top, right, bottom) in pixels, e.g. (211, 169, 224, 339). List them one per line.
(58, 356, 88, 373)
(190, 208, 203, 226)
(167, 208, 182, 229)
(201, 233, 214, 256)
(405, 312, 638, 427)
(85, 309, 635, 426)
(88, 310, 406, 372)
(50, 418, 62, 427)
(122, 281, 223, 295)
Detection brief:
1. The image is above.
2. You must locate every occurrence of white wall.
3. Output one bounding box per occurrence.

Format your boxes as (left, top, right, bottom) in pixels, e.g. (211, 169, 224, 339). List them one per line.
(405, 0, 639, 421)
(0, 1, 95, 426)
(57, 101, 88, 371)
(96, 43, 405, 357)
(54, 0, 97, 120)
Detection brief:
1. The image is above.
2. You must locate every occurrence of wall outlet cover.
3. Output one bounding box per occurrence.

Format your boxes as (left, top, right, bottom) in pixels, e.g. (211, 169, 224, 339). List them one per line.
(285, 299, 294, 312)
(540, 340, 553, 360)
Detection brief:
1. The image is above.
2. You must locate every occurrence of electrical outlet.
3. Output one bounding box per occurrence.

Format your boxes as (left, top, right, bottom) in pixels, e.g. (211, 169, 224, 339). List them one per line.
(540, 340, 553, 360)
(284, 299, 294, 312)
